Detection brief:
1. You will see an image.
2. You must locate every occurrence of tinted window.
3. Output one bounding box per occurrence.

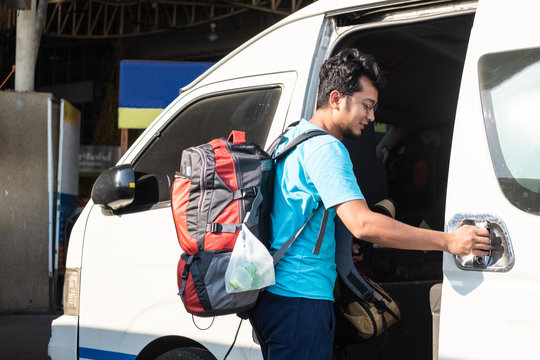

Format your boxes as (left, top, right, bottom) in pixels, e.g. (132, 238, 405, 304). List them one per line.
(479, 48, 540, 215)
(132, 87, 281, 205)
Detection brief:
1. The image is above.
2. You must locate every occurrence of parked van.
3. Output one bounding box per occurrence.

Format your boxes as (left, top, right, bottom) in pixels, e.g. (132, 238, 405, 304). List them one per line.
(48, 0, 540, 359)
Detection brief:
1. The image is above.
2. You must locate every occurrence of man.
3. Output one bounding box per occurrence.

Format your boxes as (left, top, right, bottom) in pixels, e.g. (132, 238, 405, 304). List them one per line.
(248, 48, 491, 360)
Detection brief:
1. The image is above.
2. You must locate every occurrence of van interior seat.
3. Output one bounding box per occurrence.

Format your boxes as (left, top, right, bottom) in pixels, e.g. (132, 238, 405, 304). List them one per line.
(343, 123, 388, 208)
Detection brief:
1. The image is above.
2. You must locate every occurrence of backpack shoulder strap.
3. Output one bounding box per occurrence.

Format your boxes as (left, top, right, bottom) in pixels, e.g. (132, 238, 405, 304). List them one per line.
(272, 204, 329, 265)
(272, 129, 328, 160)
(268, 124, 330, 264)
(335, 218, 376, 301)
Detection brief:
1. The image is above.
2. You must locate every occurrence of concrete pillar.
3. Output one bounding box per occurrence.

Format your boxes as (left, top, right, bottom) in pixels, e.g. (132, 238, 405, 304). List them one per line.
(35, 0, 48, 49)
(0, 91, 57, 312)
(15, 0, 37, 92)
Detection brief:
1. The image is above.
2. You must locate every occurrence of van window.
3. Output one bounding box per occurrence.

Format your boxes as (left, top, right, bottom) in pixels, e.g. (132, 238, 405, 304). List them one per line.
(479, 48, 540, 215)
(131, 87, 281, 207)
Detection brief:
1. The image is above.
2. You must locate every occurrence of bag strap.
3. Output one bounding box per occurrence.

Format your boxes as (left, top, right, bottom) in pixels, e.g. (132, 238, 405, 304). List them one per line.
(268, 126, 330, 264)
(312, 207, 329, 256)
(244, 188, 263, 228)
(243, 192, 328, 256)
(272, 129, 328, 160)
(206, 223, 241, 233)
(344, 271, 376, 301)
(373, 299, 400, 322)
(178, 255, 194, 296)
(266, 120, 327, 156)
(335, 217, 376, 301)
(265, 121, 298, 155)
(272, 204, 328, 265)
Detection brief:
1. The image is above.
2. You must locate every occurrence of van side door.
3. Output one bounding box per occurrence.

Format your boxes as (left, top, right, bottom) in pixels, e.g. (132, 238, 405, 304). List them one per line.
(440, 1, 540, 359)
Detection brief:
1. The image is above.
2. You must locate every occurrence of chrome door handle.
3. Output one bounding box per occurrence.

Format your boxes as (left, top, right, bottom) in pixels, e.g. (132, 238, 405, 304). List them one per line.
(471, 220, 492, 267)
(447, 214, 514, 272)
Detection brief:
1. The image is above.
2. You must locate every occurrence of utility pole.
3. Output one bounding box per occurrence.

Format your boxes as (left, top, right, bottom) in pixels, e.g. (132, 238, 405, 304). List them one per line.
(14, 0, 48, 92)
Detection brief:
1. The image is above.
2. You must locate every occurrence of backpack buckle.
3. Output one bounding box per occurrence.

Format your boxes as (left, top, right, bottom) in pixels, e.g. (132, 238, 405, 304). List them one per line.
(207, 223, 222, 233)
(242, 187, 257, 198)
(233, 187, 257, 200)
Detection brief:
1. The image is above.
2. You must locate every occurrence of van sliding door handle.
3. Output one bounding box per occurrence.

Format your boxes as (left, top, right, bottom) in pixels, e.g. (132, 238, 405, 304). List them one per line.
(447, 214, 515, 272)
(470, 220, 492, 267)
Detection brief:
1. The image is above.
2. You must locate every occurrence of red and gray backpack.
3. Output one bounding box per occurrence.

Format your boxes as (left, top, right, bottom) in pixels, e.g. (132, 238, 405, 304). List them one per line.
(171, 128, 327, 317)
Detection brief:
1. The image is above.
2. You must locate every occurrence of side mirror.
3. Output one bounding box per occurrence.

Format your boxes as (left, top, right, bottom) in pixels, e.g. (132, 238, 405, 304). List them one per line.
(91, 164, 135, 211)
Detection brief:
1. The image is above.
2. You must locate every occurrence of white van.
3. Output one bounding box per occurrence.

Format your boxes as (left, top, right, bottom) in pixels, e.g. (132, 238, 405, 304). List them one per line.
(48, 0, 540, 359)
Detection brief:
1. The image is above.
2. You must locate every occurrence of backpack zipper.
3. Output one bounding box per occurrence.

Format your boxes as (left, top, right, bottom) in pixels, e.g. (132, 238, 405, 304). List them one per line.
(224, 141, 245, 221)
(192, 147, 208, 212)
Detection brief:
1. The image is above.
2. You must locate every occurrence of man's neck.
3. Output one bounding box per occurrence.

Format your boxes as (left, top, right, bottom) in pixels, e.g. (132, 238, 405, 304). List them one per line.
(309, 109, 342, 140)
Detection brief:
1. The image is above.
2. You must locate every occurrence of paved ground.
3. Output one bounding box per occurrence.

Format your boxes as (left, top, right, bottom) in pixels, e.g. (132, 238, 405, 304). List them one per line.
(0, 313, 59, 360)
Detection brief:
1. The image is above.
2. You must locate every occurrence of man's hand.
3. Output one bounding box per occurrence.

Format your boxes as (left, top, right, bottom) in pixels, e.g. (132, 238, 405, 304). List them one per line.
(352, 242, 364, 263)
(447, 225, 491, 256)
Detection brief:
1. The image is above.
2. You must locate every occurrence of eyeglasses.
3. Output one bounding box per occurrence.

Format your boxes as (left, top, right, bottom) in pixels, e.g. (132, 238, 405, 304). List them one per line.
(347, 95, 379, 113)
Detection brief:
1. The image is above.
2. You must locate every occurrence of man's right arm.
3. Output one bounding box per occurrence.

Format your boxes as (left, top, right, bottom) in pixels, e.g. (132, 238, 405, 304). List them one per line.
(335, 199, 491, 256)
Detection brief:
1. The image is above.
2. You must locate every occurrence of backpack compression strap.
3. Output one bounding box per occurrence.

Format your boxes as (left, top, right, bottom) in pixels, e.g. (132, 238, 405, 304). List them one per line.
(206, 186, 259, 233)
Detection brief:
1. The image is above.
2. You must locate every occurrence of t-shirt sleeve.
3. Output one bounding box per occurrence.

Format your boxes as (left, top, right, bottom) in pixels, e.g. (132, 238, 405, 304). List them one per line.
(303, 140, 364, 208)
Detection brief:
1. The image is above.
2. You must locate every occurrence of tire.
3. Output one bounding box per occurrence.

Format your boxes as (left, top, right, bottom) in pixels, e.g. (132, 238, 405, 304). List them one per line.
(154, 347, 216, 360)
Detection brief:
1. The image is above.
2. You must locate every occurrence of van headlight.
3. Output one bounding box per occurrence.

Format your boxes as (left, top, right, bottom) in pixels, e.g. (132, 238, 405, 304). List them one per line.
(63, 268, 81, 316)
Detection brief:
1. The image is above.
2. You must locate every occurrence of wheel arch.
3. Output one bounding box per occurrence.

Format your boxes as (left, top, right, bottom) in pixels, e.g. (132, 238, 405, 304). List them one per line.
(136, 335, 211, 360)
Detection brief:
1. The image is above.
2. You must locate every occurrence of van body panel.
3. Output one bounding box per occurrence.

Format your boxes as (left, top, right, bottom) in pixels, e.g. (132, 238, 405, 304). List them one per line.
(441, 0, 540, 358)
(48, 315, 78, 359)
(64, 204, 92, 269)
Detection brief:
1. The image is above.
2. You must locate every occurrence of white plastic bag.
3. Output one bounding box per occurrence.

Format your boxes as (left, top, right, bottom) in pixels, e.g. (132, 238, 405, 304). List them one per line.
(225, 223, 275, 293)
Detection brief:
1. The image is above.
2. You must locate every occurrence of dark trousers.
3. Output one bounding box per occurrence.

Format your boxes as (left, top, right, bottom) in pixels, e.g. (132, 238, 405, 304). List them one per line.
(249, 291, 336, 360)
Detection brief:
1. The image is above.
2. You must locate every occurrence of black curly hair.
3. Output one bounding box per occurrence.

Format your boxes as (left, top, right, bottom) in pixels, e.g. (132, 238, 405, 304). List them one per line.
(316, 48, 386, 109)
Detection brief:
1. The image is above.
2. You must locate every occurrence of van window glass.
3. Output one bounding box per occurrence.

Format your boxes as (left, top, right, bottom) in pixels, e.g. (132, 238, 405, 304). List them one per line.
(132, 87, 281, 206)
(479, 48, 540, 215)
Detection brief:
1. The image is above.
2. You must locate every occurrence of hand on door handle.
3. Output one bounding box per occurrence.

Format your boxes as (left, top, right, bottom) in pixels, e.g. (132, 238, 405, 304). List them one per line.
(472, 220, 492, 267)
(448, 214, 514, 272)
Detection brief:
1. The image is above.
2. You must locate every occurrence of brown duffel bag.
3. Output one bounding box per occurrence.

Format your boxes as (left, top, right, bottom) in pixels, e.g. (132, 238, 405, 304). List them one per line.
(337, 274, 400, 340)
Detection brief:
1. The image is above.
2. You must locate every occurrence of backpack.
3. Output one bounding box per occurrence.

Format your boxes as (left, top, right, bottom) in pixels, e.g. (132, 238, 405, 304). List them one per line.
(171, 127, 327, 317)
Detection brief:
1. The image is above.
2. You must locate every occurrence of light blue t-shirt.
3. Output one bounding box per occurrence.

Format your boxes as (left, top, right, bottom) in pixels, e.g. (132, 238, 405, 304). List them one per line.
(267, 119, 364, 301)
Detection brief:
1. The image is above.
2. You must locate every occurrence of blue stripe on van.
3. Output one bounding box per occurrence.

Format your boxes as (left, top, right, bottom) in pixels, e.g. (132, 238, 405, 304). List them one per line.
(79, 347, 137, 360)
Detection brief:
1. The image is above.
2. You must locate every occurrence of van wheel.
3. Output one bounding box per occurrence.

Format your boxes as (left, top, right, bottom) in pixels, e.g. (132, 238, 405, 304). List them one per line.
(155, 347, 216, 360)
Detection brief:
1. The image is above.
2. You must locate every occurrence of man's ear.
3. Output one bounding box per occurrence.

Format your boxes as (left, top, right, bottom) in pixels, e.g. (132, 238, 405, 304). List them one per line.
(328, 90, 344, 110)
